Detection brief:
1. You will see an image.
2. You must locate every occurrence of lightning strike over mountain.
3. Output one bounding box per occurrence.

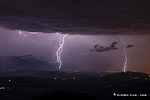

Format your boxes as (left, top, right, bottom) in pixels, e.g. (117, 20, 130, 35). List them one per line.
(121, 39, 128, 72)
(56, 33, 67, 69)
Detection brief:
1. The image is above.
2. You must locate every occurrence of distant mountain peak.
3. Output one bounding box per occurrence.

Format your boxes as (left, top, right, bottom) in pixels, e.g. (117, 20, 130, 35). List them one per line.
(0, 54, 56, 71)
(19, 54, 34, 58)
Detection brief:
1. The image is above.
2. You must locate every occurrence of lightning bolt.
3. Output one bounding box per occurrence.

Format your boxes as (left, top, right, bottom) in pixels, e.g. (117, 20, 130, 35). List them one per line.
(121, 39, 127, 72)
(18, 30, 49, 46)
(18, 30, 36, 37)
(56, 33, 67, 69)
(18, 31, 67, 69)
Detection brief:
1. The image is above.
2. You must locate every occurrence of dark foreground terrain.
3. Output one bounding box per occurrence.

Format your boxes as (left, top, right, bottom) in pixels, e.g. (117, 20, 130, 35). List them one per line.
(0, 71, 150, 100)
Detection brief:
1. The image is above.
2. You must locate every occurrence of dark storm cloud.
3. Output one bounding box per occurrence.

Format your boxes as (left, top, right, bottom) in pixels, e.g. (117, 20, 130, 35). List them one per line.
(91, 42, 118, 53)
(110, 42, 118, 48)
(126, 44, 135, 48)
(91, 42, 135, 53)
(0, 0, 150, 35)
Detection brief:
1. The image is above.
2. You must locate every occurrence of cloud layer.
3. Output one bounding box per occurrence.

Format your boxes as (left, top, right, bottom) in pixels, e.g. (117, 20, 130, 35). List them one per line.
(0, 0, 150, 35)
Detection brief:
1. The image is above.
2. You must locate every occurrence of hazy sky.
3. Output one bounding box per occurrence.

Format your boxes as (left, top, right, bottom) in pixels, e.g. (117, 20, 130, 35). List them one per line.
(0, 27, 150, 73)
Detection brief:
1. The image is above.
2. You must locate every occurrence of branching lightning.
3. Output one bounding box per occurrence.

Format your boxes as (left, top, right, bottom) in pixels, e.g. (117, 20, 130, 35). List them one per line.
(18, 30, 37, 37)
(18, 30, 50, 46)
(56, 33, 67, 69)
(121, 39, 127, 72)
(18, 30, 67, 69)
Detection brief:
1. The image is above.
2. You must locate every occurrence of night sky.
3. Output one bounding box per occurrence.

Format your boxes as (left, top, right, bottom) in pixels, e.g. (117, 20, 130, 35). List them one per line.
(0, 0, 150, 73)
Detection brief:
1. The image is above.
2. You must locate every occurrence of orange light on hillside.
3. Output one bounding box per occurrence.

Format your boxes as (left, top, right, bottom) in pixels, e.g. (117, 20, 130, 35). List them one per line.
(74, 70, 79, 72)
(0, 87, 5, 90)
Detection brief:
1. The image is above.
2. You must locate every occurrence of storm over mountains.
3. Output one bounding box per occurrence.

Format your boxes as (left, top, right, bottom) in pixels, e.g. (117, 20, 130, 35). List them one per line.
(0, 0, 150, 35)
(0, 0, 150, 73)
